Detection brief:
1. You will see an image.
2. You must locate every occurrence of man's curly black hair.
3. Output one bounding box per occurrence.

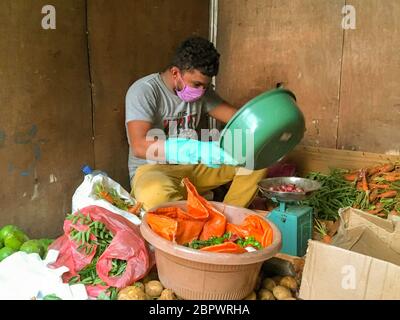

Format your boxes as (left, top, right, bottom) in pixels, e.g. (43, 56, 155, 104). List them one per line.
(170, 37, 220, 77)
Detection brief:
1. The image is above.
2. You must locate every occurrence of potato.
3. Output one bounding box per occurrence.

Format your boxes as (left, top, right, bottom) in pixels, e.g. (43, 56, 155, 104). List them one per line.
(279, 276, 298, 291)
(262, 278, 276, 291)
(118, 286, 148, 300)
(272, 275, 283, 284)
(142, 271, 159, 284)
(132, 282, 145, 291)
(283, 298, 297, 300)
(258, 289, 275, 301)
(158, 289, 177, 300)
(272, 286, 293, 300)
(145, 280, 164, 298)
(244, 291, 257, 300)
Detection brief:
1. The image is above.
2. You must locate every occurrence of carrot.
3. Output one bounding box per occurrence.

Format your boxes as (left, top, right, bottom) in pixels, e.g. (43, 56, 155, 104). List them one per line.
(368, 184, 390, 189)
(383, 174, 400, 182)
(344, 173, 359, 182)
(99, 191, 114, 204)
(377, 190, 397, 199)
(127, 202, 143, 215)
(322, 234, 332, 244)
(369, 163, 395, 176)
(361, 170, 369, 192)
(368, 166, 381, 176)
(378, 163, 395, 173)
(368, 208, 384, 215)
(314, 219, 332, 244)
(368, 202, 385, 214)
(369, 189, 379, 202)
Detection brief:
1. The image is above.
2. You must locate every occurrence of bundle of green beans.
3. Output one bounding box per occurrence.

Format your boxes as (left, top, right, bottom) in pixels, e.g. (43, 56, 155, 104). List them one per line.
(301, 170, 365, 221)
(66, 212, 126, 300)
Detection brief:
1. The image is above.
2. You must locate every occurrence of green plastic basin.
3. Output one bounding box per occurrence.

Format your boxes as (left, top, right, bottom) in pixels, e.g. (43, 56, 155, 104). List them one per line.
(219, 88, 305, 170)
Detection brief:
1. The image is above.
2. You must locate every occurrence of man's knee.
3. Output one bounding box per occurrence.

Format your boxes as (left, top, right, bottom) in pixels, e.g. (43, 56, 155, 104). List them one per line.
(132, 171, 185, 210)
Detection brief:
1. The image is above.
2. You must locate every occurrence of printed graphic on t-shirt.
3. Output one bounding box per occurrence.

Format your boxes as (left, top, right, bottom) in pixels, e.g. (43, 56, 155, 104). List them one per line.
(163, 111, 199, 138)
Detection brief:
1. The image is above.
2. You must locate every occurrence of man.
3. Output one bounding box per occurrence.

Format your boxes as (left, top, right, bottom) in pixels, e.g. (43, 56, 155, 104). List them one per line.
(125, 37, 267, 210)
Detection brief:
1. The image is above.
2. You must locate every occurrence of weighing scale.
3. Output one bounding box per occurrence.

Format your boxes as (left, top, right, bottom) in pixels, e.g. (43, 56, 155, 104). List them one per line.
(258, 177, 321, 257)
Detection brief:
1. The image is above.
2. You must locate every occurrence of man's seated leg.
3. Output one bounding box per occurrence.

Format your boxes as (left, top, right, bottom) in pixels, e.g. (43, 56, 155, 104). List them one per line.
(191, 164, 237, 196)
(131, 164, 191, 211)
(223, 167, 268, 208)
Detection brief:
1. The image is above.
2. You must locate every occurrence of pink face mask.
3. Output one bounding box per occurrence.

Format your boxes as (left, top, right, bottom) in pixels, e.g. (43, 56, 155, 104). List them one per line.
(175, 73, 206, 103)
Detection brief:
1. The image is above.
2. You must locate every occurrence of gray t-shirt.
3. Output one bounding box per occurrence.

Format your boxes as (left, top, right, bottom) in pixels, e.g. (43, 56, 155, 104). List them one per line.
(125, 73, 223, 179)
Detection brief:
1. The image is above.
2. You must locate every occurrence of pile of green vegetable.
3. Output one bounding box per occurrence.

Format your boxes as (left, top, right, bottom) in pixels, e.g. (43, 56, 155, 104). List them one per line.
(302, 164, 400, 221)
(0, 224, 53, 262)
(301, 170, 362, 221)
(184, 232, 262, 250)
(66, 212, 126, 300)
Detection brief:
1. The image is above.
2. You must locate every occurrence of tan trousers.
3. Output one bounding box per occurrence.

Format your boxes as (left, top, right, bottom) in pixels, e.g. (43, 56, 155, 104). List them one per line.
(131, 164, 267, 211)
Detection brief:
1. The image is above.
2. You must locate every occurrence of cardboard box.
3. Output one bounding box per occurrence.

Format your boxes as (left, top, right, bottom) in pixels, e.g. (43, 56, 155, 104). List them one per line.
(299, 207, 400, 300)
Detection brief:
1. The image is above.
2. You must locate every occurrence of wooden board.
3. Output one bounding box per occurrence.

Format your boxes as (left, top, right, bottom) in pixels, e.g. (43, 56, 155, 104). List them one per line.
(337, 0, 400, 153)
(87, 0, 210, 189)
(216, 0, 345, 148)
(0, 0, 94, 238)
(286, 146, 400, 176)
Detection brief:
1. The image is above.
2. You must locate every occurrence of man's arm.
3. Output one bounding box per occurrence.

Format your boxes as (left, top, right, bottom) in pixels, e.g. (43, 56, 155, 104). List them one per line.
(127, 119, 238, 167)
(208, 101, 238, 124)
(126, 120, 165, 161)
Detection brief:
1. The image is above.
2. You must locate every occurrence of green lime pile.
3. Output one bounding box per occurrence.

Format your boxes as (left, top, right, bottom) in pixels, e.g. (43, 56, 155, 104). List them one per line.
(0, 224, 54, 262)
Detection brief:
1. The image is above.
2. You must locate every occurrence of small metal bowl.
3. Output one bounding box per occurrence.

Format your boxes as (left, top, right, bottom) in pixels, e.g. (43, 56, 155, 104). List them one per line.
(258, 177, 321, 202)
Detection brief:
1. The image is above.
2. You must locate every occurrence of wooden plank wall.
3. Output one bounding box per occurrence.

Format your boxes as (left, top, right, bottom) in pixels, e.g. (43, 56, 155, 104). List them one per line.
(337, 0, 400, 153)
(216, 0, 400, 155)
(87, 0, 210, 189)
(0, 0, 94, 238)
(0, 0, 210, 237)
(286, 146, 400, 176)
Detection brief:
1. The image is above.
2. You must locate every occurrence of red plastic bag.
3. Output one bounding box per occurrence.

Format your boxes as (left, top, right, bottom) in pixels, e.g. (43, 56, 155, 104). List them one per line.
(147, 207, 206, 245)
(146, 178, 227, 245)
(183, 178, 226, 240)
(49, 205, 154, 296)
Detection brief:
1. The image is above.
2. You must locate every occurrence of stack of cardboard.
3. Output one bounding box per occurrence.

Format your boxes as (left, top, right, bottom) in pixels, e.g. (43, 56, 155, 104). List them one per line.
(300, 207, 400, 300)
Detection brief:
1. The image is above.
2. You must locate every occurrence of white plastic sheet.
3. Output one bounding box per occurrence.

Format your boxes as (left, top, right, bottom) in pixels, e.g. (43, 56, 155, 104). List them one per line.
(0, 250, 88, 300)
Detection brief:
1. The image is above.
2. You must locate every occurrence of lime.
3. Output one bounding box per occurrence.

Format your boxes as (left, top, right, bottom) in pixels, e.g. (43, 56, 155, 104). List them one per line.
(39, 238, 54, 250)
(0, 225, 21, 242)
(0, 240, 3, 249)
(0, 247, 17, 262)
(4, 230, 29, 251)
(20, 240, 45, 258)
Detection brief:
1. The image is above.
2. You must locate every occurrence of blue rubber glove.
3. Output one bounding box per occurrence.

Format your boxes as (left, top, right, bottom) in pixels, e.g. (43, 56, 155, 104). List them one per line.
(164, 138, 238, 168)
